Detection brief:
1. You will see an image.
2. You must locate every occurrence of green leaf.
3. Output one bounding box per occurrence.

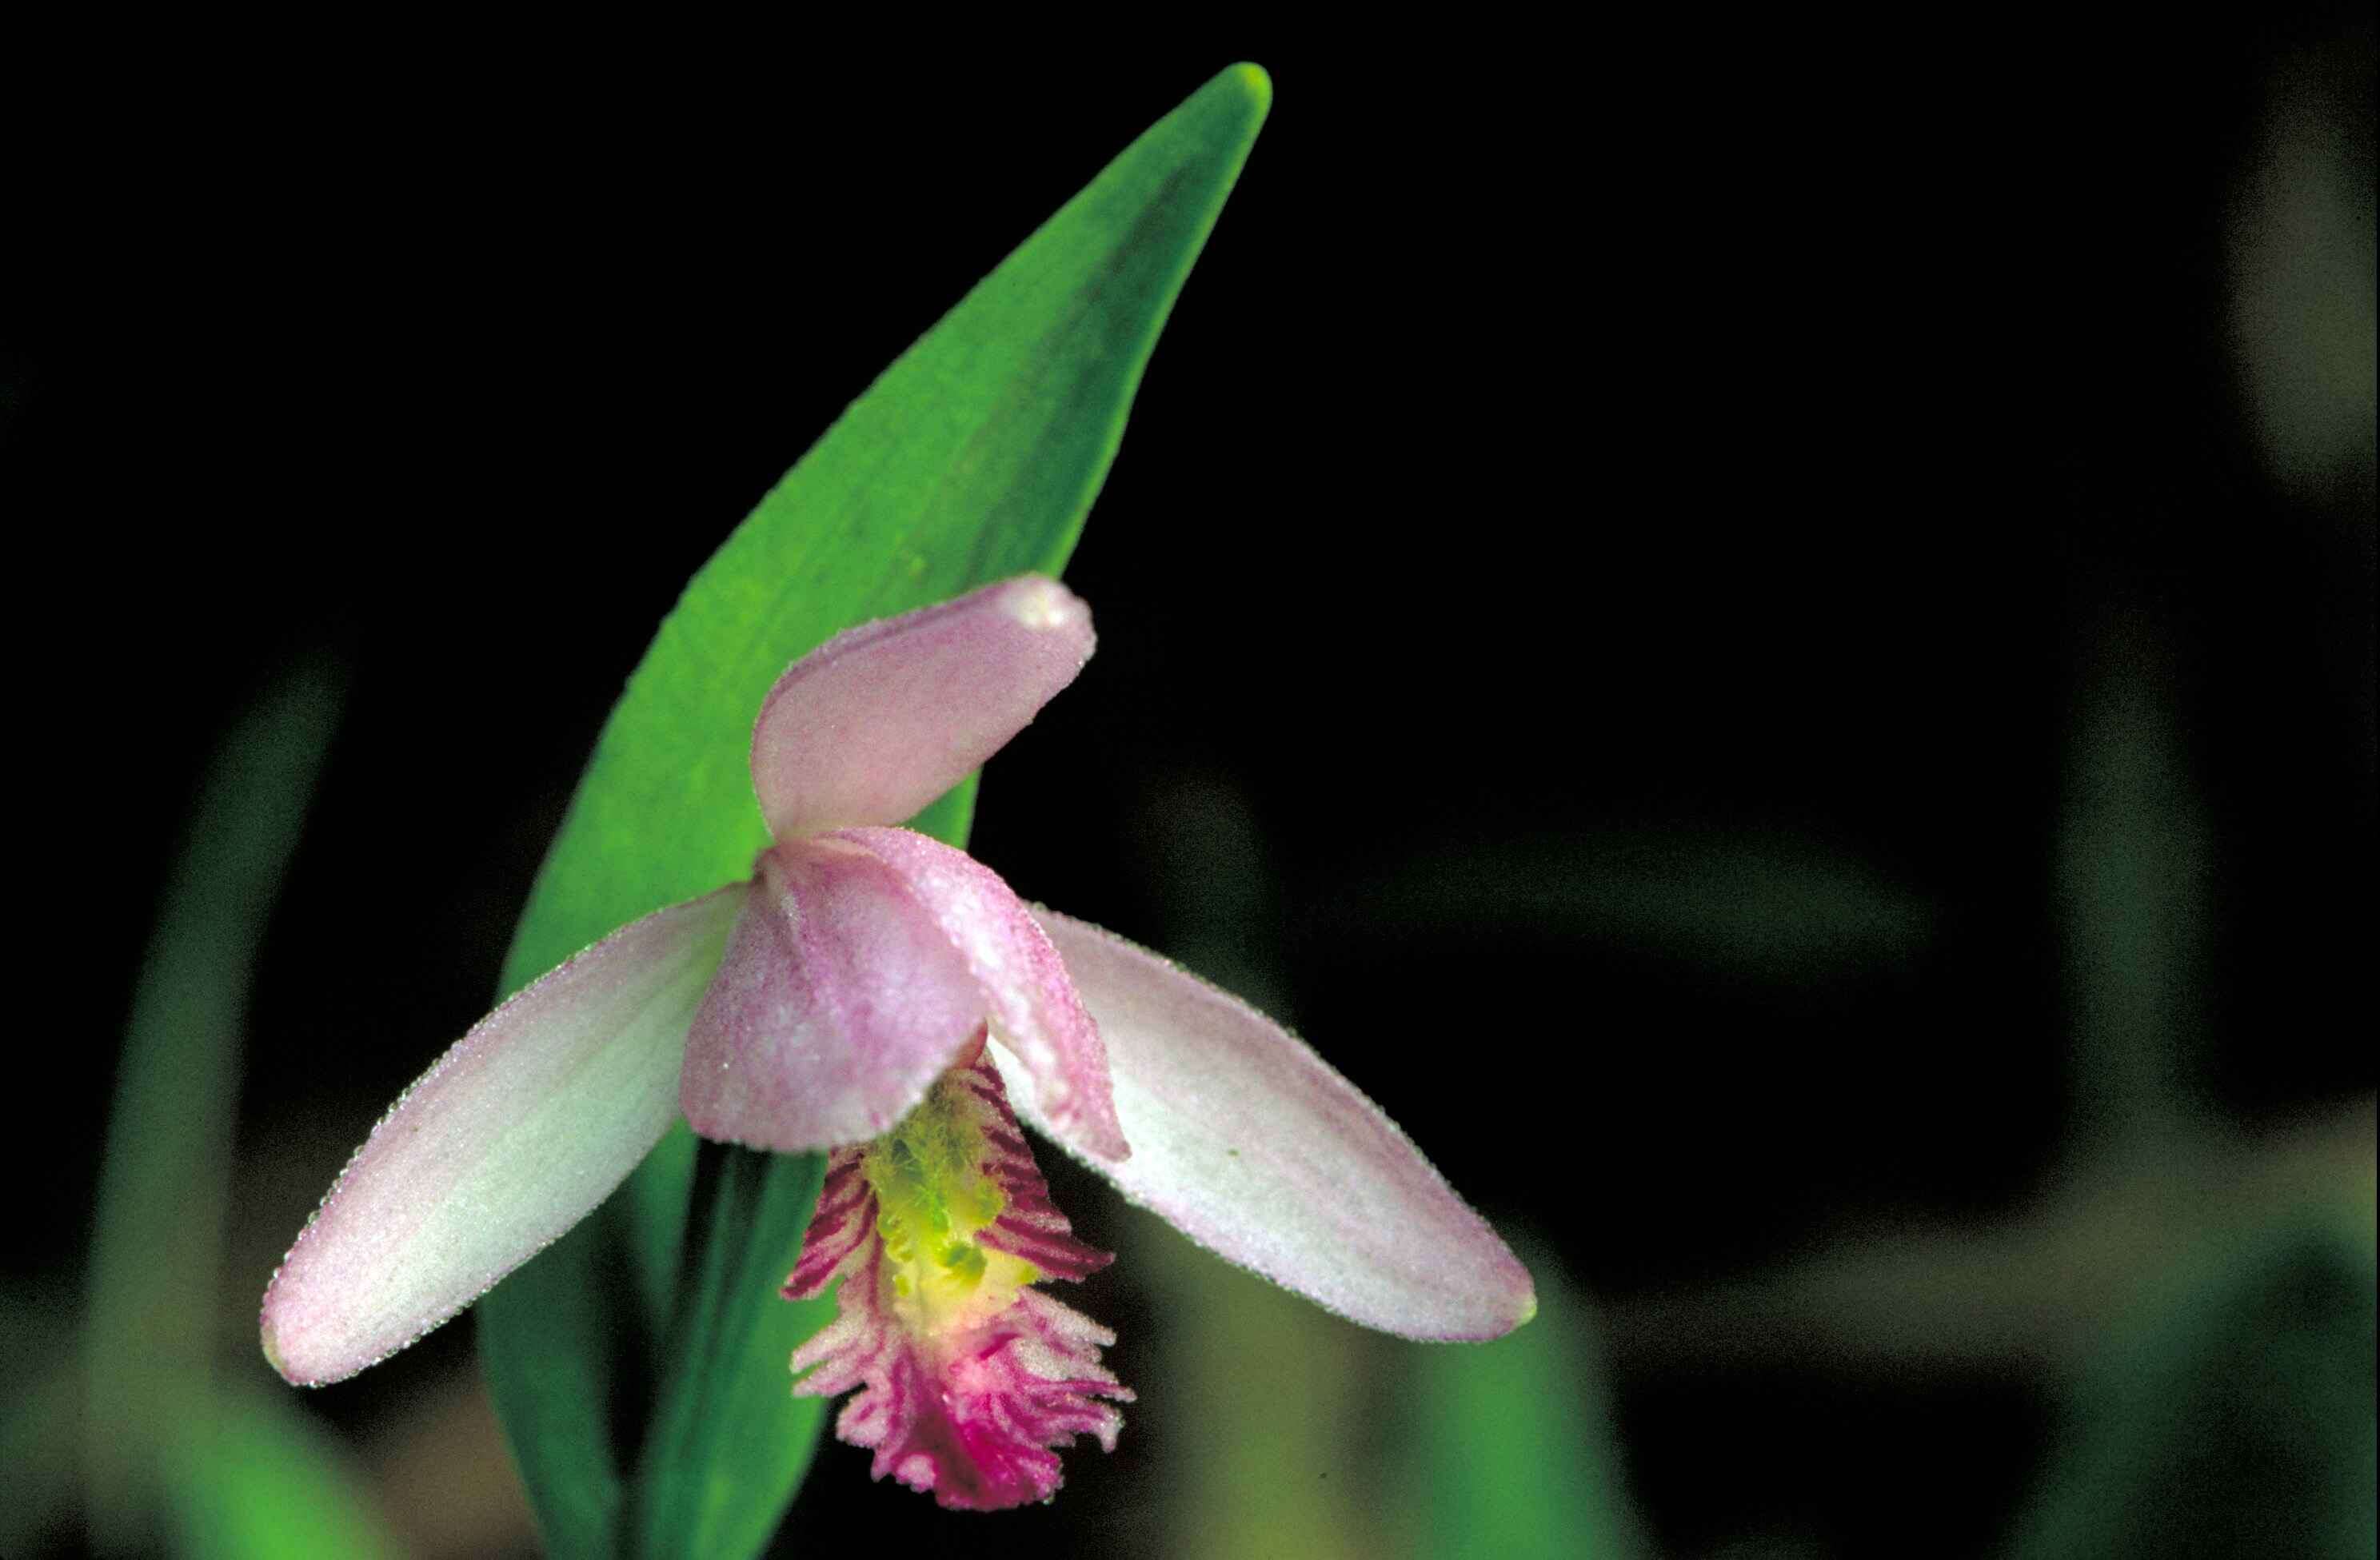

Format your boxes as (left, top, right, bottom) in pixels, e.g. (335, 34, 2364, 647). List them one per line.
(632, 1144, 833, 1559)
(477, 62, 1272, 1558)
(2010, 1225, 2378, 1560)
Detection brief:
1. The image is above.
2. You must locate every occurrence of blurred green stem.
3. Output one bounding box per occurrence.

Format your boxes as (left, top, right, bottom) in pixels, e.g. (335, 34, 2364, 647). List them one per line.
(2059, 602, 2207, 1151)
(82, 662, 341, 1550)
(1603, 1097, 2375, 1376)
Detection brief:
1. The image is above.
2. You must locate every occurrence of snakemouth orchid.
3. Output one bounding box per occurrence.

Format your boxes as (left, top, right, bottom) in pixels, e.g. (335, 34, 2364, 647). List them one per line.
(261, 575, 1533, 1510)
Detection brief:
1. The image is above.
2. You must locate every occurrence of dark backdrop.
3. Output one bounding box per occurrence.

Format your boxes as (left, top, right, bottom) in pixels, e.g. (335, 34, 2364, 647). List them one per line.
(10, 18, 2372, 1558)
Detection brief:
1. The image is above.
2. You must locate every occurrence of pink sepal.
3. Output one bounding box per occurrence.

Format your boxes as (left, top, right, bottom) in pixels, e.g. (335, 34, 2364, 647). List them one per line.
(749, 576, 1095, 840)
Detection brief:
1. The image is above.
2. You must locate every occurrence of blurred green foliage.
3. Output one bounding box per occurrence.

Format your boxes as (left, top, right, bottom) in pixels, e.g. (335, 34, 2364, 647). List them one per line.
(0, 664, 404, 1557)
(83, 661, 342, 1526)
(1388, 1241, 1644, 1559)
(2011, 1227, 2378, 1559)
(159, 1394, 404, 1560)
(1128, 1216, 1640, 1560)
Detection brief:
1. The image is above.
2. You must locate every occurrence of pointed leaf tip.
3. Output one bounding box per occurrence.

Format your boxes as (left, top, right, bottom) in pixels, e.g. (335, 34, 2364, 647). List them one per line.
(1176, 62, 1269, 146)
(1224, 62, 1272, 116)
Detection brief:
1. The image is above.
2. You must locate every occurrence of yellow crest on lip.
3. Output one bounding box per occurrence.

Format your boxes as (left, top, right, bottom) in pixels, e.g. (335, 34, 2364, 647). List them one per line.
(863, 1071, 1041, 1336)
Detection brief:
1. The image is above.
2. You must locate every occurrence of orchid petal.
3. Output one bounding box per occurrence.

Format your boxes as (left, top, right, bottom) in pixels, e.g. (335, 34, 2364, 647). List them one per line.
(841, 826, 1129, 1162)
(750, 576, 1095, 840)
(679, 838, 985, 1152)
(994, 911, 1537, 1341)
(787, 1058, 1129, 1510)
(261, 886, 745, 1386)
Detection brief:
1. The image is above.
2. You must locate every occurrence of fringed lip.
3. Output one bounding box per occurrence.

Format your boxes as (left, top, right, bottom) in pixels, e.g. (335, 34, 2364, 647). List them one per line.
(785, 1055, 1130, 1510)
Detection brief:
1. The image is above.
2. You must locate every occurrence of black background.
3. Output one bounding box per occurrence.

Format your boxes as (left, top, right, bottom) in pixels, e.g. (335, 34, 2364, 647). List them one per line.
(10, 18, 2373, 1558)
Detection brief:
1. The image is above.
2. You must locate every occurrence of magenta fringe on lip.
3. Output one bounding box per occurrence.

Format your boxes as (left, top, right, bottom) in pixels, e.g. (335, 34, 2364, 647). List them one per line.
(785, 1056, 1132, 1510)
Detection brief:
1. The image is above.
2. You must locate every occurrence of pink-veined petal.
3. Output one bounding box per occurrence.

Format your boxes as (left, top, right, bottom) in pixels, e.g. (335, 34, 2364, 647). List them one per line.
(786, 1058, 1130, 1510)
(750, 576, 1095, 840)
(992, 910, 1537, 1342)
(679, 837, 985, 1152)
(261, 886, 745, 1386)
(841, 826, 1128, 1162)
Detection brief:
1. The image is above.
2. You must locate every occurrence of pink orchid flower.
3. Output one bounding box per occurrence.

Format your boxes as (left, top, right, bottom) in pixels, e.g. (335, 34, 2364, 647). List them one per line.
(260, 575, 1534, 1511)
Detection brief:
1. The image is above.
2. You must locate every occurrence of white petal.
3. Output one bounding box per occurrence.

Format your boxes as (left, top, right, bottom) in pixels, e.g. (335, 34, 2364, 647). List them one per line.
(996, 911, 1535, 1341)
